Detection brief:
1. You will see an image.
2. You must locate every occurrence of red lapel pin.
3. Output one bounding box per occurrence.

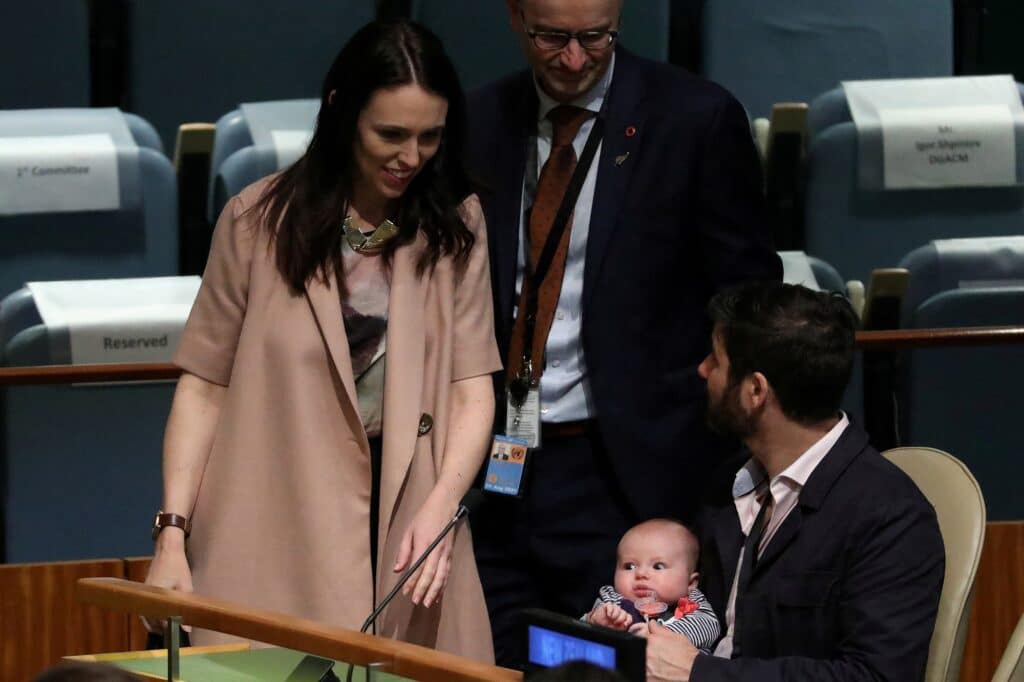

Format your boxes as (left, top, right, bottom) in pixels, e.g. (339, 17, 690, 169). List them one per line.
(625, 126, 637, 137)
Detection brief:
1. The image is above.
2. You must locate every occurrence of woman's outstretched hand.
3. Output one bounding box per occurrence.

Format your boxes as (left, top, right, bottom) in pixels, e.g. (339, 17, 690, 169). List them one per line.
(393, 490, 459, 608)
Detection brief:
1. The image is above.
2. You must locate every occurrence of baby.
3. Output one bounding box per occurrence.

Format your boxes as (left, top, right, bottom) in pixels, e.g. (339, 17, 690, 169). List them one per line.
(583, 519, 720, 652)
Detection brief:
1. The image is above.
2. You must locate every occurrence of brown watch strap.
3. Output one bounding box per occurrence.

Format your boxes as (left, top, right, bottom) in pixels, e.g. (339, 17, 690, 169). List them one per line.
(151, 512, 191, 541)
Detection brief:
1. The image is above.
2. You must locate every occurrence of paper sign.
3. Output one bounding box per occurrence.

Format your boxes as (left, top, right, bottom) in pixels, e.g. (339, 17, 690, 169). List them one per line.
(270, 129, 313, 169)
(879, 106, 1016, 189)
(27, 277, 201, 364)
(843, 75, 1024, 189)
(0, 133, 120, 215)
(779, 251, 821, 291)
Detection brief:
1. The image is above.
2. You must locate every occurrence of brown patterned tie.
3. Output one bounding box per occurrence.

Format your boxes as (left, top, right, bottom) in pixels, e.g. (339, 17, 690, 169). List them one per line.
(507, 105, 591, 390)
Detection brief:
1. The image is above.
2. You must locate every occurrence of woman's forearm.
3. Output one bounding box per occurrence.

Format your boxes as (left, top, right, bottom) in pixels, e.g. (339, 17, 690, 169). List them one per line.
(157, 372, 226, 549)
(433, 373, 495, 506)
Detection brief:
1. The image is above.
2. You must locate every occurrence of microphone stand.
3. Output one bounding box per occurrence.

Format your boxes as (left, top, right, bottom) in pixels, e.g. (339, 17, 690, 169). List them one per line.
(344, 501, 474, 682)
(359, 504, 468, 633)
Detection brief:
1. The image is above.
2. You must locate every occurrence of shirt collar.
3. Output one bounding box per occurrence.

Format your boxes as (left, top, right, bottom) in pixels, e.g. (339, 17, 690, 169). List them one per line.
(534, 52, 616, 122)
(732, 412, 851, 499)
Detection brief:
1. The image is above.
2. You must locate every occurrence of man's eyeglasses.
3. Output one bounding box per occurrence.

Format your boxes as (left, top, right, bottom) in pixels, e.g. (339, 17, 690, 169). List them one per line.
(522, 15, 619, 51)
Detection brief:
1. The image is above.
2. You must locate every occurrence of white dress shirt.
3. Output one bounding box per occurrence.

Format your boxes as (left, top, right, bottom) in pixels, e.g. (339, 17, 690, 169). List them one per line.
(712, 413, 850, 658)
(513, 55, 616, 423)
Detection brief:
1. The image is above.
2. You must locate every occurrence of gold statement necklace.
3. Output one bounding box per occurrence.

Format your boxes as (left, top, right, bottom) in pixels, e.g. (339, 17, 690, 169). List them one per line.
(342, 215, 399, 254)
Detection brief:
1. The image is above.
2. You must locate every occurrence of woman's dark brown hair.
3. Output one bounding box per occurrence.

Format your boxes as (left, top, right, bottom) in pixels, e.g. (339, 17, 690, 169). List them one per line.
(251, 20, 474, 293)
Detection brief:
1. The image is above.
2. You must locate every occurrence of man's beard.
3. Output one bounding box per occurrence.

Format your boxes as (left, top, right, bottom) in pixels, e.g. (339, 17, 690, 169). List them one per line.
(706, 381, 758, 440)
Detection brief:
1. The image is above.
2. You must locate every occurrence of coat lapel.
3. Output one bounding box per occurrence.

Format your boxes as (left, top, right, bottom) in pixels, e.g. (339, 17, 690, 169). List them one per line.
(753, 422, 869, 577)
(582, 48, 651, 312)
(712, 503, 743, 598)
(753, 506, 802, 577)
(379, 236, 427, 536)
(305, 275, 363, 439)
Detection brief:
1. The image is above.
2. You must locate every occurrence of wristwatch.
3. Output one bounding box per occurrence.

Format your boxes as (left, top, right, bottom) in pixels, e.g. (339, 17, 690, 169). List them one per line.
(151, 511, 191, 541)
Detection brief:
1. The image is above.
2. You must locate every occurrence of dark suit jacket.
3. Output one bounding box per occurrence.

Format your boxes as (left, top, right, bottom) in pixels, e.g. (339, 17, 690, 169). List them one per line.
(465, 47, 782, 521)
(693, 423, 945, 681)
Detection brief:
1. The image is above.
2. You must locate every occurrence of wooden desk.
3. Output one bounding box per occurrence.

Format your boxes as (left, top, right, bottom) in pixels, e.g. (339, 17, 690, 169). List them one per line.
(75, 578, 521, 682)
(68, 644, 406, 681)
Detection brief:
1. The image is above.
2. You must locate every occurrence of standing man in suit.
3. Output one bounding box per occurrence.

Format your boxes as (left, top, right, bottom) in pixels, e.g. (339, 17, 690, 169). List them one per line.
(644, 282, 944, 681)
(465, 0, 782, 665)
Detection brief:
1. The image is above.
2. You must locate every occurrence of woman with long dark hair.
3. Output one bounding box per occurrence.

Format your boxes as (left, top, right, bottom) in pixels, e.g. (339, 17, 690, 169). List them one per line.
(144, 21, 498, 661)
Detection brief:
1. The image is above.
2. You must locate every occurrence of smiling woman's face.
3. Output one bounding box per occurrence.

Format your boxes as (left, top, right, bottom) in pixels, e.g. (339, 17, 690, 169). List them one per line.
(351, 83, 448, 211)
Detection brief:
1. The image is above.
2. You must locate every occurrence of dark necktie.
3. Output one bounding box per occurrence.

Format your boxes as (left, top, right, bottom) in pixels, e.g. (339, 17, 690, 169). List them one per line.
(732, 490, 773, 658)
(506, 105, 591, 390)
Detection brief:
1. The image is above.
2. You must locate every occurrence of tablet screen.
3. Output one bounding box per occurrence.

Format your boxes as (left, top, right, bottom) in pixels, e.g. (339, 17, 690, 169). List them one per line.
(527, 625, 617, 669)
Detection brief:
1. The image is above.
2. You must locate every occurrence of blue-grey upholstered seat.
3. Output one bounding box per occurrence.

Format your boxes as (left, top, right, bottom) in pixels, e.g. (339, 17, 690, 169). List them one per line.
(207, 100, 318, 221)
(0, 284, 180, 562)
(209, 145, 280, 223)
(0, 108, 178, 562)
(809, 254, 846, 294)
(900, 237, 1024, 323)
(900, 283, 1024, 521)
(0, 110, 177, 304)
(895, 238, 1024, 519)
(807, 84, 1024, 140)
(803, 122, 1024, 285)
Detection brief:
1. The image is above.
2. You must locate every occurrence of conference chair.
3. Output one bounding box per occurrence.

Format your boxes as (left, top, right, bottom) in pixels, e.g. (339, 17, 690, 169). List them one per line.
(791, 82, 1024, 266)
(411, 0, 671, 91)
(0, 109, 178, 304)
(0, 277, 198, 563)
(898, 237, 1024, 324)
(808, 255, 846, 295)
(779, 251, 845, 294)
(0, 106, 180, 563)
(778, 252, 864, 426)
(896, 238, 1024, 521)
(207, 99, 319, 222)
(122, 0, 373, 151)
(209, 145, 281, 224)
(701, 0, 952, 119)
(807, 83, 1024, 141)
(124, 115, 165, 154)
(802, 123, 1024, 286)
(882, 447, 986, 682)
(993, 614, 1024, 682)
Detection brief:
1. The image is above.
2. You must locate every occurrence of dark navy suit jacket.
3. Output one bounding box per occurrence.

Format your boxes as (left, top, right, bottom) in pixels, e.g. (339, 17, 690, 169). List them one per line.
(694, 423, 945, 681)
(465, 47, 782, 520)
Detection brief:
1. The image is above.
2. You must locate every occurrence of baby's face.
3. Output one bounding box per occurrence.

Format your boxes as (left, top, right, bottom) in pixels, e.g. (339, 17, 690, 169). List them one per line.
(613, 523, 698, 604)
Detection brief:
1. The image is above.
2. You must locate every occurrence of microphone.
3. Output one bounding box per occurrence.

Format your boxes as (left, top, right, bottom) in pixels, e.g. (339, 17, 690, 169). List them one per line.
(359, 488, 485, 634)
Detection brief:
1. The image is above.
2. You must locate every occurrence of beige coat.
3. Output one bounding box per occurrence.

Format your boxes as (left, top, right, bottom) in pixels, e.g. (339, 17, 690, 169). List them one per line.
(175, 178, 500, 662)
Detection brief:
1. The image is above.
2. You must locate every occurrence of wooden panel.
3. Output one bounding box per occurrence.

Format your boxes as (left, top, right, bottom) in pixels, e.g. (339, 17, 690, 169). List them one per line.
(0, 559, 129, 681)
(124, 557, 153, 651)
(960, 521, 1024, 682)
(3, 523, 1020, 682)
